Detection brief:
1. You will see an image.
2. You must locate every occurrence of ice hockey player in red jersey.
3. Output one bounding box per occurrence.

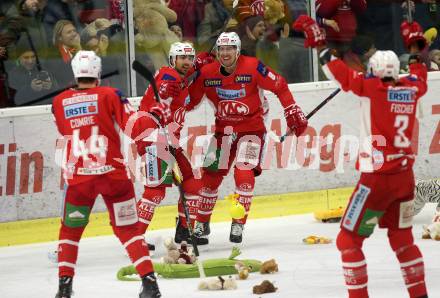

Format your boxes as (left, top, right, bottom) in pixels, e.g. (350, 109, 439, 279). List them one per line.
(136, 42, 209, 245)
(52, 51, 166, 298)
(294, 15, 429, 298)
(184, 32, 308, 244)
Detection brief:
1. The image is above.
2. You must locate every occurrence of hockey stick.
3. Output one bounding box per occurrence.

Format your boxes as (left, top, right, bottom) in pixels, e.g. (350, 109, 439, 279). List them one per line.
(132, 60, 206, 278)
(172, 164, 206, 278)
(16, 70, 120, 106)
(278, 87, 341, 143)
(406, 0, 413, 23)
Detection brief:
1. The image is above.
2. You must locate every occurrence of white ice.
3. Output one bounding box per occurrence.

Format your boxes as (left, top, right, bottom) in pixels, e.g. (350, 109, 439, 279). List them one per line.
(1, 206, 439, 298)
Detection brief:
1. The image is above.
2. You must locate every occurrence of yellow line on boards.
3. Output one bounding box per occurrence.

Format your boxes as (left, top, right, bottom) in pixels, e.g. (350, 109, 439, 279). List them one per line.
(0, 187, 352, 247)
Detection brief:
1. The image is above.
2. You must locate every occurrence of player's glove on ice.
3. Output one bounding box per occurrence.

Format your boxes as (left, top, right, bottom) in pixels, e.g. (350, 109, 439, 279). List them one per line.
(292, 15, 326, 48)
(284, 104, 308, 137)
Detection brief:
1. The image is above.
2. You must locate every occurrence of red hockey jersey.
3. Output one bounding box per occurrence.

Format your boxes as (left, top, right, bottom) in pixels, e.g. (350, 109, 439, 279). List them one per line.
(322, 59, 427, 173)
(187, 55, 296, 133)
(52, 86, 135, 185)
(139, 67, 188, 149)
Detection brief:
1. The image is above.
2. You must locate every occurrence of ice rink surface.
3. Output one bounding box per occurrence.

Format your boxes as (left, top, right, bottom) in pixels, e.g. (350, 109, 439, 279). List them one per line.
(1, 206, 439, 298)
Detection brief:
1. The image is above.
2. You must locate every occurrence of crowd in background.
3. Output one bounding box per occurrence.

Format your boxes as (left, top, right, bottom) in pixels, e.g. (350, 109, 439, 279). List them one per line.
(1, 0, 440, 108)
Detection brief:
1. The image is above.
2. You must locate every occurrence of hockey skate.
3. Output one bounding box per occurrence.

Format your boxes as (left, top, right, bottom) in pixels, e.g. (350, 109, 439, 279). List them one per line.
(139, 273, 161, 298)
(147, 243, 156, 251)
(230, 222, 244, 243)
(55, 276, 73, 298)
(174, 218, 208, 245)
(194, 221, 210, 239)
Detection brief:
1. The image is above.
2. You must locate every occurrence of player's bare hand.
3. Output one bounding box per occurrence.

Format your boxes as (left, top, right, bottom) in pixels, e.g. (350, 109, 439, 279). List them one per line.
(323, 19, 339, 32)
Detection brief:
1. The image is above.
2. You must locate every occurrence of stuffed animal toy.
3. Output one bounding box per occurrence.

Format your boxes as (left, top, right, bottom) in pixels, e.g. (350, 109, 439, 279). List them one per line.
(253, 280, 277, 294)
(264, 0, 285, 25)
(422, 212, 440, 241)
(161, 237, 195, 264)
(133, 0, 179, 70)
(198, 276, 238, 291)
(259, 259, 278, 274)
(235, 261, 251, 280)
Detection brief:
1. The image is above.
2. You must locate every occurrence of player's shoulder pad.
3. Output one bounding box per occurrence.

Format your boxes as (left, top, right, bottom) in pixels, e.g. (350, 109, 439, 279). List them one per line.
(256, 60, 269, 77)
(112, 88, 130, 103)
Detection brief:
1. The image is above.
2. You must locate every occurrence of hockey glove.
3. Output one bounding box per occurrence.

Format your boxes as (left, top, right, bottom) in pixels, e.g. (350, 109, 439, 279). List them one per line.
(292, 15, 326, 48)
(150, 102, 172, 126)
(400, 21, 427, 51)
(194, 51, 216, 70)
(158, 81, 180, 100)
(284, 104, 308, 137)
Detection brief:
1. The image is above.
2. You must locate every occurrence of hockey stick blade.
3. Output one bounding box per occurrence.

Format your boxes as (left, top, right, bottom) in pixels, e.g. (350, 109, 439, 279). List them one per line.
(279, 88, 341, 143)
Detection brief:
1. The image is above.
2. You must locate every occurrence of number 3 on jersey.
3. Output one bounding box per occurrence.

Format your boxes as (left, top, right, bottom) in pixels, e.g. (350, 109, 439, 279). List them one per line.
(72, 125, 108, 160)
(394, 115, 410, 148)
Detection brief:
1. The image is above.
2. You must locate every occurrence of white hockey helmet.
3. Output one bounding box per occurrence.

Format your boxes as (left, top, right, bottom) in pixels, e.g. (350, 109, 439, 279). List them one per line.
(71, 50, 102, 80)
(367, 50, 400, 80)
(168, 42, 195, 67)
(216, 32, 241, 53)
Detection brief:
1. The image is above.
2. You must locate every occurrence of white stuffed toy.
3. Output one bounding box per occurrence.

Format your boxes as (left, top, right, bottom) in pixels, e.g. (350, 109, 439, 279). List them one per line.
(422, 211, 440, 241)
(198, 276, 237, 291)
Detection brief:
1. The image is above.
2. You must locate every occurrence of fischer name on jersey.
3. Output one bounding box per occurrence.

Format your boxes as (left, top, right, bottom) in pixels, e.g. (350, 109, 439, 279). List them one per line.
(322, 59, 427, 173)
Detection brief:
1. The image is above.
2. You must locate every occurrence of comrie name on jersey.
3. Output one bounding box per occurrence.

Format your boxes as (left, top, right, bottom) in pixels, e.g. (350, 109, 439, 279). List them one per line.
(70, 116, 96, 128)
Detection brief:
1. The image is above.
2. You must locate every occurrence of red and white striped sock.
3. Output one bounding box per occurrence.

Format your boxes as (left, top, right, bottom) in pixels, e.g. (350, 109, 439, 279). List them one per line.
(341, 248, 369, 298)
(396, 244, 427, 298)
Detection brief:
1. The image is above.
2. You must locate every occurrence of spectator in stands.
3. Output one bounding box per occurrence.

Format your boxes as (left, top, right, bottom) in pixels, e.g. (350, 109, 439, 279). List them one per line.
(197, 0, 231, 51)
(80, 19, 122, 57)
(317, 0, 367, 55)
(343, 34, 376, 73)
(53, 19, 81, 63)
(168, 0, 205, 42)
(9, 37, 57, 106)
(428, 49, 440, 71)
(236, 14, 266, 57)
(169, 24, 183, 41)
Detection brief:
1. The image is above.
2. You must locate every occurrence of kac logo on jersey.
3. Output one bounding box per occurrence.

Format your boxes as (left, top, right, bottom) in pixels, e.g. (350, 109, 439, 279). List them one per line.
(64, 101, 98, 119)
(235, 75, 252, 84)
(218, 100, 249, 116)
(387, 89, 414, 103)
(204, 79, 222, 87)
(216, 88, 246, 100)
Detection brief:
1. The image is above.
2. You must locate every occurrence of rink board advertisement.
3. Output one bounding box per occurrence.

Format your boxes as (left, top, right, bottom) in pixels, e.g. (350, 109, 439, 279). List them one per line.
(1, 77, 440, 222)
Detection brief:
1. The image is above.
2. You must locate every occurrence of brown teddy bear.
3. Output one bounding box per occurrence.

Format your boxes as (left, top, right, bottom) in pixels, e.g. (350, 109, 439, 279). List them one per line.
(260, 259, 278, 274)
(235, 261, 252, 280)
(161, 237, 195, 264)
(253, 280, 277, 294)
(133, 0, 179, 70)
